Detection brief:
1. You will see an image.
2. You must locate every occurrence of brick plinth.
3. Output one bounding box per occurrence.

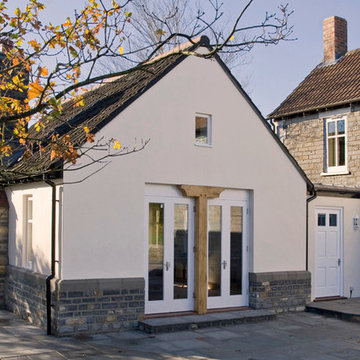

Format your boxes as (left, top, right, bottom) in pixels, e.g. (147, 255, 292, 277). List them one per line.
(249, 271, 311, 312)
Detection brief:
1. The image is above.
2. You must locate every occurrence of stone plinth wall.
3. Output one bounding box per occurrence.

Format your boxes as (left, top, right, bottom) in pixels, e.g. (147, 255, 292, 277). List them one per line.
(249, 271, 311, 312)
(52, 278, 145, 336)
(5, 265, 47, 328)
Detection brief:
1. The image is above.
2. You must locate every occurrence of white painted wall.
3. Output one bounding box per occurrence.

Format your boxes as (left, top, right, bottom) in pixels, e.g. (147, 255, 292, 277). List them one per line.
(6, 183, 53, 275)
(60, 53, 308, 280)
(309, 195, 360, 299)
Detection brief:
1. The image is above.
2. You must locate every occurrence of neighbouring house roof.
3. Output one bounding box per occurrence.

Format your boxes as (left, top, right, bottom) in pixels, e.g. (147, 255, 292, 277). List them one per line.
(269, 48, 360, 119)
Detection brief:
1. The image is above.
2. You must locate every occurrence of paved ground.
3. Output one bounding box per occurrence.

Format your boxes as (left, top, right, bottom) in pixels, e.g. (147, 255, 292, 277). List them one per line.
(1, 310, 360, 359)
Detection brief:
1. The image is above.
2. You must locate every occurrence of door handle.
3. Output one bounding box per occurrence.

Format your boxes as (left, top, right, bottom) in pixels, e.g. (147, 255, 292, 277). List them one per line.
(338, 258, 341, 266)
(222, 260, 227, 269)
(165, 261, 170, 271)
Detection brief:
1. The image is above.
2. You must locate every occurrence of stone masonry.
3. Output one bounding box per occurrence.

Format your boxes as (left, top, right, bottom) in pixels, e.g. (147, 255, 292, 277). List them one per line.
(52, 277, 145, 336)
(276, 108, 360, 187)
(249, 271, 311, 312)
(6, 265, 48, 328)
(5, 265, 145, 336)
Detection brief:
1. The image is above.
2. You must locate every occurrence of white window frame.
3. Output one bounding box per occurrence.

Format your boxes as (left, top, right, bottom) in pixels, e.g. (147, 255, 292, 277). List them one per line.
(195, 113, 212, 146)
(23, 195, 33, 269)
(325, 116, 347, 174)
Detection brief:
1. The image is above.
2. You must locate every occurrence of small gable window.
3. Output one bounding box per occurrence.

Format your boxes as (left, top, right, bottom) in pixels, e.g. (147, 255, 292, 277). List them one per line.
(326, 117, 346, 173)
(195, 114, 211, 146)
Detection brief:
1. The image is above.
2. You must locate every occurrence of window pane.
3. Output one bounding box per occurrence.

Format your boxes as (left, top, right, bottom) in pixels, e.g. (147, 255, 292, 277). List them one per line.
(338, 136, 345, 166)
(27, 198, 33, 220)
(27, 222, 33, 262)
(230, 207, 242, 295)
(318, 214, 326, 226)
(328, 121, 336, 136)
(174, 204, 188, 300)
(329, 214, 337, 227)
(337, 120, 345, 135)
(328, 138, 335, 166)
(195, 116, 208, 144)
(208, 205, 221, 297)
(148, 203, 164, 301)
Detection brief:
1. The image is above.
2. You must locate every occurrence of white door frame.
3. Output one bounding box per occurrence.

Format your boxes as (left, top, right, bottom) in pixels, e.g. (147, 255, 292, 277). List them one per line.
(314, 207, 343, 298)
(207, 196, 249, 309)
(145, 192, 194, 314)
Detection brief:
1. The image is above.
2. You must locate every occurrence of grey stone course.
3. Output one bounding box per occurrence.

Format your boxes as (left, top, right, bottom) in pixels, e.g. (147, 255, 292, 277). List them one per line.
(52, 277, 145, 336)
(249, 271, 311, 312)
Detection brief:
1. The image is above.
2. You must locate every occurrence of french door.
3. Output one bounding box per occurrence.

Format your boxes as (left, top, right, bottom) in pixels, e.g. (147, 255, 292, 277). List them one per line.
(207, 199, 248, 309)
(145, 196, 194, 314)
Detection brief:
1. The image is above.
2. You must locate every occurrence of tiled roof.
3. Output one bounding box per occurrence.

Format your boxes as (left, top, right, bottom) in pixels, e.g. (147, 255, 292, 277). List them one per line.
(4, 53, 185, 182)
(269, 48, 360, 119)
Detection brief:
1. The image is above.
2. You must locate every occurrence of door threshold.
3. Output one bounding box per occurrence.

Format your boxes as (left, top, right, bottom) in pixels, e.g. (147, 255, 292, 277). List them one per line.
(313, 296, 347, 302)
(144, 306, 251, 319)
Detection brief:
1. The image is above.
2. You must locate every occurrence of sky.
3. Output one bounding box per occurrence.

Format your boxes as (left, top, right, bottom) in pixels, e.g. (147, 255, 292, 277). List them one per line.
(7, 0, 360, 117)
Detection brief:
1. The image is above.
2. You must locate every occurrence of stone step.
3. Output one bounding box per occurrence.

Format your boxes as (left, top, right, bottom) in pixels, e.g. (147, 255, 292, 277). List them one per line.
(138, 309, 276, 334)
(306, 298, 360, 322)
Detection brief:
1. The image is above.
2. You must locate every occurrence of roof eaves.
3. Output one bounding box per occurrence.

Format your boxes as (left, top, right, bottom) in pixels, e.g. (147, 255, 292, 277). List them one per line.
(269, 98, 360, 120)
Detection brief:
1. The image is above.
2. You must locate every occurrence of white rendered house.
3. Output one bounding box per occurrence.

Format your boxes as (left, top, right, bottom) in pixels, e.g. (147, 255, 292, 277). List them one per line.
(1, 37, 313, 336)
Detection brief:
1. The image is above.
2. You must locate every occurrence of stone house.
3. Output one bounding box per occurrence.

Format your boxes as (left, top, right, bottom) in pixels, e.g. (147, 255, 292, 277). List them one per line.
(0, 37, 312, 336)
(270, 16, 360, 301)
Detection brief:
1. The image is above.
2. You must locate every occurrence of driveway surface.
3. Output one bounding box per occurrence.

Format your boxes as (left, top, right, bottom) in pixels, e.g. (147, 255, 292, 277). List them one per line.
(1, 309, 360, 359)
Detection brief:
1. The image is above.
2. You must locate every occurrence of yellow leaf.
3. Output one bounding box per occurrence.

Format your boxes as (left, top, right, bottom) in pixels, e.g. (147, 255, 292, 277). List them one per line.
(28, 82, 44, 100)
(113, 140, 121, 150)
(83, 126, 90, 134)
(40, 67, 48, 76)
(118, 46, 123, 55)
(229, 35, 234, 41)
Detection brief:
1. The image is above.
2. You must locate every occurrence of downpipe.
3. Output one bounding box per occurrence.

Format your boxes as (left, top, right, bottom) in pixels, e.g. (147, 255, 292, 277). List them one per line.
(306, 190, 317, 271)
(45, 179, 56, 335)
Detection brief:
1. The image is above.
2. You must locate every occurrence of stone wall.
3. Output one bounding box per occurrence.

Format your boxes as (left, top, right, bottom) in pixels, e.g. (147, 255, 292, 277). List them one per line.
(0, 191, 8, 308)
(52, 278, 145, 336)
(249, 271, 311, 312)
(6, 265, 48, 328)
(276, 108, 360, 187)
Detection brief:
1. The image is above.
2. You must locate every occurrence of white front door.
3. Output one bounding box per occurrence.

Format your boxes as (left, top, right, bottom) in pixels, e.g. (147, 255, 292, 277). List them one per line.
(207, 199, 248, 309)
(145, 195, 194, 314)
(315, 208, 342, 298)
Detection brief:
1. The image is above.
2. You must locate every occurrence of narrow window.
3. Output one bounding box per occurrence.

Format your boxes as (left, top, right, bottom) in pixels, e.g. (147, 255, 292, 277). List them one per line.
(326, 117, 346, 171)
(24, 196, 33, 265)
(195, 114, 211, 145)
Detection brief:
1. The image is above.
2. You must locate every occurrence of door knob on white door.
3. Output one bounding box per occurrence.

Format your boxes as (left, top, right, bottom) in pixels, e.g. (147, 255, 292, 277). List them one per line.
(222, 260, 227, 269)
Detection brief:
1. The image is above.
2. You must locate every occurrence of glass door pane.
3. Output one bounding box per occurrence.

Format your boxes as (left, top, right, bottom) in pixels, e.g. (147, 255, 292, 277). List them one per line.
(208, 205, 221, 297)
(230, 206, 242, 295)
(148, 203, 164, 301)
(174, 204, 189, 299)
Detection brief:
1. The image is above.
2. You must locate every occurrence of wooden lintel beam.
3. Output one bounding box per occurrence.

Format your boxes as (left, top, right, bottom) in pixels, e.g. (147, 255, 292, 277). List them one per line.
(178, 185, 224, 199)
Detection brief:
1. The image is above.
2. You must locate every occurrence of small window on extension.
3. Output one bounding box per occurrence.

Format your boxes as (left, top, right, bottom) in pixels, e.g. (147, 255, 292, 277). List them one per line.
(195, 114, 211, 145)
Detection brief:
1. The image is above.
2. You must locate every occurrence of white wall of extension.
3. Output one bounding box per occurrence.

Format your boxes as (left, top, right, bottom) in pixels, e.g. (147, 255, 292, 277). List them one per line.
(6, 183, 53, 275)
(58, 53, 308, 280)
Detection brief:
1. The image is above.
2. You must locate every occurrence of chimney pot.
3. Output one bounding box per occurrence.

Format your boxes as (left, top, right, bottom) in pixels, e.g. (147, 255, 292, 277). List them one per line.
(323, 16, 347, 62)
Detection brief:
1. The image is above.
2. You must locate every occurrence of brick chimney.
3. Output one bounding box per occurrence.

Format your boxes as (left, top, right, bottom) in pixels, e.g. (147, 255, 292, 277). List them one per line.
(323, 16, 347, 62)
